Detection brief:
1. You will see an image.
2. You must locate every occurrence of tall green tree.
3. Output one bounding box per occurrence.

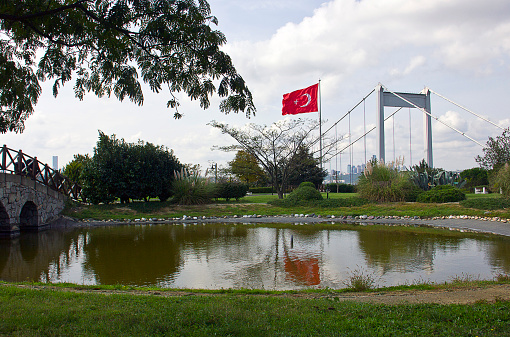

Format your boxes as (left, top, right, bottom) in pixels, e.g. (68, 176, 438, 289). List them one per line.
(81, 131, 182, 203)
(460, 167, 489, 188)
(475, 129, 510, 172)
(228, 150, 266, 186)
(287, 146, 327, 188)
(62, 153, 90, 185)
(0, 0, 254, 133)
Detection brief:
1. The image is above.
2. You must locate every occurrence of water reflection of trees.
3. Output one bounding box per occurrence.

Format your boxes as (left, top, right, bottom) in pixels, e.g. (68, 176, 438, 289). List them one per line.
(0, 229, 82, 282)
(486, 237, 510, 273)
(82, 224, 250, 286)
(357, 230, 463, 274)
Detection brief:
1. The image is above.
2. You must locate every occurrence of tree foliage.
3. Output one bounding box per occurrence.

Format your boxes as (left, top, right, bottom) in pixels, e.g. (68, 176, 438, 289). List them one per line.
(287, 145, 327, 188)
(460, 167, 489, 188)
(228, 150, 266, 186)
(493, 163, 510, 198)
(475, 129, 510, 171)
(0, 0, 255, 133)
(62, 153, 90, 185)
(81, 131, 182, 203)
(210, 118, 337, 199)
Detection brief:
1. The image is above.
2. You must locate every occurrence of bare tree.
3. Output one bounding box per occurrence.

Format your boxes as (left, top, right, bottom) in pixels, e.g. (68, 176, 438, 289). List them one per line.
(209, 118, 338, 199)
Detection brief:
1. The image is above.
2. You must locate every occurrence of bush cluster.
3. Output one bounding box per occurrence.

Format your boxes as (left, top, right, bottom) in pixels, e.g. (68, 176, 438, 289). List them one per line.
(286, 183, 322, 203)
(460, 197, 510, 210)
(416, 185, 466, 203)
(248, 187, 274, 194)
(172, 172, 249, 205)
(269, 197, 369, 208)
(357, 159, 421, 202)
(324, 183, 356, 193)
(215, 182, 249, 201)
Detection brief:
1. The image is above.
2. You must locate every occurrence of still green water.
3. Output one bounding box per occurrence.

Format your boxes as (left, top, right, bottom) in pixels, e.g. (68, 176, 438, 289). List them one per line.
(1, 223, 509, 290)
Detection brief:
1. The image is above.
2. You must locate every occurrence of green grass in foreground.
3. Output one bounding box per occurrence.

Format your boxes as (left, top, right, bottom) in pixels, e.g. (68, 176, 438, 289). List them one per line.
(0, 284, 509, 336)
(63, 193, 510, 220)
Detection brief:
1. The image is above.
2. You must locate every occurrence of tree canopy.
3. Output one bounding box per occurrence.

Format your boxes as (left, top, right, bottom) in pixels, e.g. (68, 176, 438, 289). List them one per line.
(210, 118, 335, 199)
(0, 0, 255, 133)
(287, 145, 327, 188)
(80, 131, 183, 203)
(228, 150, 266, 186)
(475, 128, 510, 172)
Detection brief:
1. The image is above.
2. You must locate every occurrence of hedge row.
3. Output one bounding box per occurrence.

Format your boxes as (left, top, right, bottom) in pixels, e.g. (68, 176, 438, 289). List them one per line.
(324, 183, 356, 193)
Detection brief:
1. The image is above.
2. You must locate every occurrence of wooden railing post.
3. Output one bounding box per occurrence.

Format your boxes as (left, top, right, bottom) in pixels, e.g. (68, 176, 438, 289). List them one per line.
(1, 145, 6, 171)
(17, 149, 23, 175)
(32, 157, 37, 179)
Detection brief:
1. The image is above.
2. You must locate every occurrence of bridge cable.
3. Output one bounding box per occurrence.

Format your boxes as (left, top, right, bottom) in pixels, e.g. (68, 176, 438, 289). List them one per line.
(409, 108, 412, 167)
(324, 107, 403, 162)
(363, 98, 367, 164)
(393, 114, 396, 163)
(429, 89, 506, 131)
(310, 89, 376, 149)
(349, 111, 352, 184)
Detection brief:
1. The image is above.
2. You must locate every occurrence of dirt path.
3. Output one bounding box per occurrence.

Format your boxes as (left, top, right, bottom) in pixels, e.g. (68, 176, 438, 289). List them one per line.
(7, 283, 510, 305)
(311, 284, 510, 305)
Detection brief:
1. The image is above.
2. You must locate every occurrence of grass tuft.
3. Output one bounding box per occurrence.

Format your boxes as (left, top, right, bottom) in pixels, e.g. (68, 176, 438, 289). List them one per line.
(342, 266, 379, 291)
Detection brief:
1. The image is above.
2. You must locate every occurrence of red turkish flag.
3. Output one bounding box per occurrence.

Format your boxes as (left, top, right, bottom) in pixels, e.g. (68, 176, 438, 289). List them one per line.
(282, 83, 319, 115)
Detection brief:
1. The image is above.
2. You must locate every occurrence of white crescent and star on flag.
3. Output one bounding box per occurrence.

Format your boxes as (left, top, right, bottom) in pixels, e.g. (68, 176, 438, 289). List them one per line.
(294, 93, 311, 107)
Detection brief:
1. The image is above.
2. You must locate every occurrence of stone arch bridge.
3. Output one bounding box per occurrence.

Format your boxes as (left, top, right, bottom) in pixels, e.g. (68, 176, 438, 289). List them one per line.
(0, 146, 81, 238)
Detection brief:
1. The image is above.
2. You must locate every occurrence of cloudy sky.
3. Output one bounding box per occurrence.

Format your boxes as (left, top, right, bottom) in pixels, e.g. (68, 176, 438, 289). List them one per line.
(3, 0, 510, 174)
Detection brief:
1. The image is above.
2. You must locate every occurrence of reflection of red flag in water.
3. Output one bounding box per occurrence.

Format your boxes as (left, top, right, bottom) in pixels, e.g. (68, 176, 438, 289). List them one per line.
(282, 83, 319, 115)
(284, 255, 320, 286)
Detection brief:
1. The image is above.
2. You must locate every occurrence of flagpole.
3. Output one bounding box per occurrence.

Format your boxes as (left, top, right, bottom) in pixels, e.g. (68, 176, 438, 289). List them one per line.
(319, 79, 322, 175)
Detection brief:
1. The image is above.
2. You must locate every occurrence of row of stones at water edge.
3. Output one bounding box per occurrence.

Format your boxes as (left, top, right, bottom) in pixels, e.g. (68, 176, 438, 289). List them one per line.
(76, 213, 510, 224)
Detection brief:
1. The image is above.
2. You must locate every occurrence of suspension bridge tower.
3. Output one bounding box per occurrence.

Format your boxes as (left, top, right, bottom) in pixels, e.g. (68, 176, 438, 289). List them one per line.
(376, 84, 432, 167)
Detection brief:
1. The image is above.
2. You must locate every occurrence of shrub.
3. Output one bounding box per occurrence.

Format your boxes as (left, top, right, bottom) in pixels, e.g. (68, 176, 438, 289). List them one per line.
(269, 197, 369, 208)
(287, 186, 323, 202)
(248, 187, 274, 193)
(171, 168, 215, 205)
(460, 197, 510, 210)
(298, 182, 316, 189)
(325, 183, 356, 193)
(216, 182, 249, 201)
(357, 158, 419, 202)
(417, 185, 466, 203)
(342, 266, 378, 291)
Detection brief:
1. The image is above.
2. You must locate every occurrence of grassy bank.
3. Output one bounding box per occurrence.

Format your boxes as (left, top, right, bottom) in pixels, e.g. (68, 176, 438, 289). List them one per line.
(1, 283, 509, 336)
(62, 193, 510, 220)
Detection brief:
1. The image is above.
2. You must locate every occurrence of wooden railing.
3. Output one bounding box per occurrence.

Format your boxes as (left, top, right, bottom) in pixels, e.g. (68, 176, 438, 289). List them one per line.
(0, 145, 81, 200)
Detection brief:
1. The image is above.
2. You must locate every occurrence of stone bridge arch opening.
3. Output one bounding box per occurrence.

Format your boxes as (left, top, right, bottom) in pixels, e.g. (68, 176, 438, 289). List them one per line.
(0, 201, 9, 228)
(19, 201, 38, 230)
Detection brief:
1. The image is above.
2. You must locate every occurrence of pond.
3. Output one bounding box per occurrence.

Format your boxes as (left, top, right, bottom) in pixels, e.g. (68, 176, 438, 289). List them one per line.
(1, 223, 509, 290)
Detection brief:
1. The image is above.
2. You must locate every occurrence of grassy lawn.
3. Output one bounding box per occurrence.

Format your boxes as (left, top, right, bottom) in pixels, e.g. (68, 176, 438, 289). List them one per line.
(1, 284, 509, 336)
(63, 192, 510, 220)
